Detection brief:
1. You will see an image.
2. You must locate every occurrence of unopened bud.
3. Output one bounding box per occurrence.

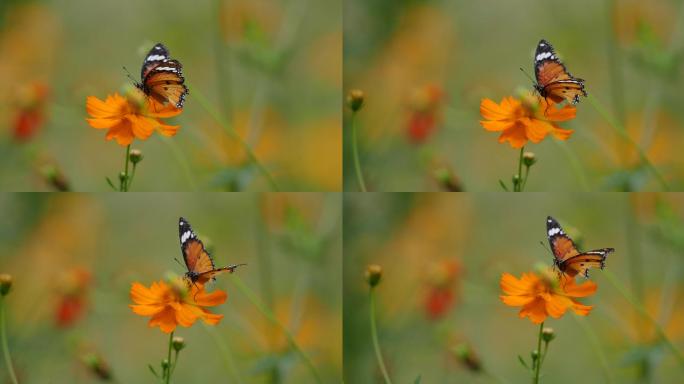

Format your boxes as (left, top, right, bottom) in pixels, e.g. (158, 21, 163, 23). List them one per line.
(129, 149, 144, 165)
(452, 343, 482, 372)
(347, 89, 365, 112)
(365, 264, 383, 287)
(523, 152, 536, 167)
(172, 336, 186, 352)
(0, 274, 12, 296)
(81, 353, 112, 380)
(161, 359, 170, 370)
(542, 327, 555, 343)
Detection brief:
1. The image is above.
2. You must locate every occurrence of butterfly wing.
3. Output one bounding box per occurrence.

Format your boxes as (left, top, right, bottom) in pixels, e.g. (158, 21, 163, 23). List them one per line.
(546, 216, 582, 276)
(561, 249, 613, 278)
(179, 217, 215, 280)
(533, 39, 586, 104)
(196, 264, 245, 284)
(138, 43, 188, 108)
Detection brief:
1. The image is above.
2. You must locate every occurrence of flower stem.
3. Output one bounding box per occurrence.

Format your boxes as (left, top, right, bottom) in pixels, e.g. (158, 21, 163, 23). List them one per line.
(165, 331, 174, 384)
(586, 94, 669, 191)
(190, 85, 280, 191)
(514, 146, 524, 192)
(370, 287, 392, 384)
(230, 275, 322, 383)
(533, 322, 544, 384)
(351, 111, 367, 192)
(121, 144, 131, 192)
(0, 297, 19, 384)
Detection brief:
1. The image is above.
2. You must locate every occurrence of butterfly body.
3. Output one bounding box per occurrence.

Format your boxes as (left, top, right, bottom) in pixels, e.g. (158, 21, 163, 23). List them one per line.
(546, 216, 612, 278)
(136, 43, 188, 109)
(533, 40, 587, 105)
(179, 217, 244, 284)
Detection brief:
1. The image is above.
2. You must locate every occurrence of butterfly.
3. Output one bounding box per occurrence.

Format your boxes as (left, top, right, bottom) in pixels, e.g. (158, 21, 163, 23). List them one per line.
(533, 39, 587, 105)
(546, 216, 613, 278)
(136, 43, 188, 109)
(178, 217, 245, 285)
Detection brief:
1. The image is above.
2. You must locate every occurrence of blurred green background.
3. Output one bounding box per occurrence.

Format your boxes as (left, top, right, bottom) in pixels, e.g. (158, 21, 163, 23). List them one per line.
(0, 0, 341, 191)
(0, 192, 341, 383)
(344, 0, 684, 191)
(344, 192, 684, 383)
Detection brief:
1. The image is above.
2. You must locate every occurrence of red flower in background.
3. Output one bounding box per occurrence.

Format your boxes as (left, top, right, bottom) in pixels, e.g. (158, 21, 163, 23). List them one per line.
(406, 84, 445, 144)
(424, 259, 461, 320)
(13, 83, 49, 141)
(55, 268, 91, 327)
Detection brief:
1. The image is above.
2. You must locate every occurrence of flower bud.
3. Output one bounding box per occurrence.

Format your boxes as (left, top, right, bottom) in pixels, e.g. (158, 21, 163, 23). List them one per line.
(542, 327, 555, 343)
(523, 152, 536, 167)
(161, 359, 170, 370)
(347, 89, 365, 112)
(129, 149, 144, 165)
(531, 350, 540, 362)
(452, 343, 482, 372)
(118, 172, 126, 183)
(0, 274, 12, 296)
(172, 336, 186, 352)
(512, 174, 521, 186)
(365, 264, 383, 287)
(81, 353, 112, 380)
(40, 164, 70, 191)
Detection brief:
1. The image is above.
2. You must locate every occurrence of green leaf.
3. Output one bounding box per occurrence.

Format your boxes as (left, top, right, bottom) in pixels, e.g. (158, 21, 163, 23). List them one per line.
(148, 364, 160, 378)
(105, 177, 117, 191)
(518, 355, 530, 370)
(414, 375, 422, 384)
(499, 179, 509, 191)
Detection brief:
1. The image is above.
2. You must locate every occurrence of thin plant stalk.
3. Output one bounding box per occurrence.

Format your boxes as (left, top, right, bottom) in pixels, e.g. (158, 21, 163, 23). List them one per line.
(0, 297, 19, 384)
(601, 270, 684, 367)
(161, 137, 198, 191)
(586, 94, 669, 191)
(533, 322, 543, 384)
(351, 111, 367, 192)
(121, 144, 131, 191)
(369, 287, 392, 384)
(164, 331, 174, 384)
(230, 275, 322, 384)
(203, 324, 244, 384)
(572, 314, 614, 383)
(190, 85, 280, 191)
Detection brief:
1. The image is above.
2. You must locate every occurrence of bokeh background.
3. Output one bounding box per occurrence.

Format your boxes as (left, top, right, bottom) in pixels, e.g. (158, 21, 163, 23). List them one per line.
(0, 192, 341, 383)
(344, 193, 684, 383)
(0, 0, 341, 191)
(344, 0, 684, 191)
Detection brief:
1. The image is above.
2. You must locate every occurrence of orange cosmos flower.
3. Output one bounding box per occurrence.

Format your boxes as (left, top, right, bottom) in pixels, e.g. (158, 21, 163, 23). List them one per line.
(129, 279, 227, 333)
(406, 84, 445, 144)
(13, 82, 49, 141)
(499, 270, 597, 324)
(480, 94, 576, 148)
(86, 89, 181, 146)
(55, 267, 91, 328)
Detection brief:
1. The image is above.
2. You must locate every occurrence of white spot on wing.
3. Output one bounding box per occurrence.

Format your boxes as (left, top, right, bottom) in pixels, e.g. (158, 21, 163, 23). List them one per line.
(181, 231, 194, 244)
(548, 227, 562, 236)
(536, 52, 553, 61)
(146, 54, 166, 62)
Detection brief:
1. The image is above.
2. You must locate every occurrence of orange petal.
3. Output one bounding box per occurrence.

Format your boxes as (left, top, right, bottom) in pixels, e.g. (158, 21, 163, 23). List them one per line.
(500, 294, 535, 307)
(130, 303, 165, 316)
(480, 97, 518, 121)
(542, 103, 577, 122)
(148, 306, 177, 333)
(480, 119, 514, 132)
(570, 300, 593, 316)
(199, 309, 224, 325)
(497, 121, 528, 148)
(521, 117, 551, 143)
(518, 297, 547, 324)
(542, 293, 571, 318)
(85, 94, 126, 119)
(129, 282, 159, 305)
(145, 99, 183, 118)
(126, 114, 156, 140)
(500, 273, 533, 296)
(173, 303, 199, 327)
(193, 289, 228, 307)
(563, 279, 597, 297)
(550, 124, 574, 141)
(156, 121, 180, 137)
(105, 120, 135, 146)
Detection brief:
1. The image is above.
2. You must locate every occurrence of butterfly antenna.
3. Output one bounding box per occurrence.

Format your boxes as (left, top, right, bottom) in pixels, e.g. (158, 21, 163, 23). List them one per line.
(519, 67, 535, 83)
(174, 257, 184, 267)
(122, 66, 137, 84)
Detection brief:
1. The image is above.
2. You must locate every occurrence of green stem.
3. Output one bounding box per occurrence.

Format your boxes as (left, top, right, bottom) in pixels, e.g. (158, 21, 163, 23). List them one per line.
(190, 85, 279, 191)
(161, 137, 198, 191)
(515, 146, 524, 192)
(533, 322, 544, 384)
(351, 111, 367, 192)
(370, 288, 392, 384)
(601, 270, 684, 368)
(522, 165, 531, 190)
(165, 331, 174, 384)
(230, 275, 322, 383)
(0, 297, 19, 384)
(586, 94, 669, 191)
(121, 144, 131, 192)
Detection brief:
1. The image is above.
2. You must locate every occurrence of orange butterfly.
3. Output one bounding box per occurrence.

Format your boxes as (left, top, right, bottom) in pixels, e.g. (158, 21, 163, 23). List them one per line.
(136, 43, 188, 109)
(546, 216, 612, 278)
(533, 39, 587, 105)
(179, 217, 244, 284)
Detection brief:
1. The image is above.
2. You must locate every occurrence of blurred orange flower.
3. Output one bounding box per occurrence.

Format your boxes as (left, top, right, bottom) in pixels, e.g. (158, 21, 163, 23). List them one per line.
(499, 271, 596, 324)
(406, 84, 444, 143)
(13, 82, 49, 141)
(55, 267, 91, 327)
(86, 90, 181, 146)
(480, 95, 575, 148)
(423, 259, 461, 320)
(129, 279, 227, 333)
